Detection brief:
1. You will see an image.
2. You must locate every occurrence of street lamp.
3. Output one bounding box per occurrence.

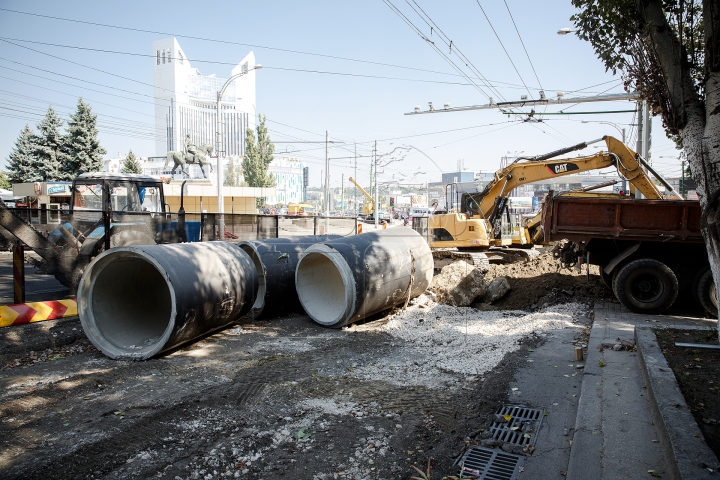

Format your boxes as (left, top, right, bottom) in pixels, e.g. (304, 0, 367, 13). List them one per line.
(581, 120, 626, 143)
(557, 28, 575, 35)
(216, 64, 262, 240)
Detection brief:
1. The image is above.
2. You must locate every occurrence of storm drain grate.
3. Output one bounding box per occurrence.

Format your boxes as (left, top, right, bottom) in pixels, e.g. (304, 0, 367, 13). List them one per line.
(489, 405, 543, 447)
(458, 446, 523, 480)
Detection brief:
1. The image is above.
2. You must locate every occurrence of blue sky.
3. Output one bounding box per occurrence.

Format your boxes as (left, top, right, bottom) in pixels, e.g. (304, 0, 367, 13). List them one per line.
(0, 0, 683, 188)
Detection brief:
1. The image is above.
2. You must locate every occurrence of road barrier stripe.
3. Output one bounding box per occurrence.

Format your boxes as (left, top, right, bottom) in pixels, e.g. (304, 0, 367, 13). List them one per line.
(0, 299, 77, 327)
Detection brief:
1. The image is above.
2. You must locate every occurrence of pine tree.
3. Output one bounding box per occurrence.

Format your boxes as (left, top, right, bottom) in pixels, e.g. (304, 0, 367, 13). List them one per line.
(224, 157, 242, 186)
(6, 124, 37, 183)
(121, 150, 143, 174)
(61, 98, 106, 179)
(242, 115, 276, 207)
(32, 106, 67, 181)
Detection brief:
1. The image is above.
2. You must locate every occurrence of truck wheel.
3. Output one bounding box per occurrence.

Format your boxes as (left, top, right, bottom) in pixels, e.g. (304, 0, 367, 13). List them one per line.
(695, 268, 718, 318)
(612, 259, 678, 314)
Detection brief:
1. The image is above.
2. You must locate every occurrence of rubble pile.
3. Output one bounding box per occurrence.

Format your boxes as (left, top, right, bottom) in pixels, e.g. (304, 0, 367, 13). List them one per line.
(481, 248, 614, 311)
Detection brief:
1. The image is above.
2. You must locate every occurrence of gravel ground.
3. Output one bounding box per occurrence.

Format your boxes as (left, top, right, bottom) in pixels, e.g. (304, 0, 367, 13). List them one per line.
(0, 294, 592, 480)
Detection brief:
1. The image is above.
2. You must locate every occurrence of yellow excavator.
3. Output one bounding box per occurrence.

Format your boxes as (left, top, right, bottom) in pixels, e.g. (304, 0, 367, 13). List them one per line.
(348, 176, 375, 217)
(426, 136, 682, 267)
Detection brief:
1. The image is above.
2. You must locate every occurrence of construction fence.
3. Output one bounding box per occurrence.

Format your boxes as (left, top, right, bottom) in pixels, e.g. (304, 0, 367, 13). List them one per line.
(1, 208, 358, 249)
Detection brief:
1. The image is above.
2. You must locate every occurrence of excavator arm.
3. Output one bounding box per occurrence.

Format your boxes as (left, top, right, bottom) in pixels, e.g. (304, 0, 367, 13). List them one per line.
(462, 136, 667, 222)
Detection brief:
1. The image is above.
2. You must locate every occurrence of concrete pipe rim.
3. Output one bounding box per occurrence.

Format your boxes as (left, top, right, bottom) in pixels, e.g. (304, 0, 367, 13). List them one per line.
(238, 242, 266, 315)
(295, 243, 356, 328)
(78, 247, 177, 360)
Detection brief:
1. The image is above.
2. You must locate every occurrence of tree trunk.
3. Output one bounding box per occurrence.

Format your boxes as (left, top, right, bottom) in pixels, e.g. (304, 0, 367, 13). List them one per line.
(639, 0, 720, 334)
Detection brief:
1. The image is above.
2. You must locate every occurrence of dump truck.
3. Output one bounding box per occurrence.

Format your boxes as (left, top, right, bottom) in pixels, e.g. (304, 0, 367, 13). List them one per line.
(0, 173, 177, 289)
(540, 194, 715, 316)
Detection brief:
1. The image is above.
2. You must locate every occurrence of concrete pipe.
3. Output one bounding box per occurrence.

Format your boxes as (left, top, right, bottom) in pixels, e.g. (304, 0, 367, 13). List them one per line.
(295, 228, 433, 328)
(78, 242, 258, 360)
(238, 235, 340, 319)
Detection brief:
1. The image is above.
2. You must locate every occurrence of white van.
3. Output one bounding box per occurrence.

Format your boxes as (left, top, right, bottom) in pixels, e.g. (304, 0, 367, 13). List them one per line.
(409, 207, 431, 218)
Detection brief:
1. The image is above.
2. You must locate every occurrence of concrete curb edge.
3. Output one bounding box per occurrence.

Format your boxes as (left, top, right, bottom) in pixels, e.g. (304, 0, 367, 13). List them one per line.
(635, 326, 719, 479)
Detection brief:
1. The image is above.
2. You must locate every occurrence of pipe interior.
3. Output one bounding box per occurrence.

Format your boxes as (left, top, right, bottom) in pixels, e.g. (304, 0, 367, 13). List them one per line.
(90, 256, 172, 354)
(296, 252, 347, 324)
(239, 244, 266, 311)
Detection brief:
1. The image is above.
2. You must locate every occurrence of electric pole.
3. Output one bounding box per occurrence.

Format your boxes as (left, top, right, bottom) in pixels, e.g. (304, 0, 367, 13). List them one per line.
(374, 140, 379, 229)
(325, 131, 330, 217)
(354, 142, 357, 216)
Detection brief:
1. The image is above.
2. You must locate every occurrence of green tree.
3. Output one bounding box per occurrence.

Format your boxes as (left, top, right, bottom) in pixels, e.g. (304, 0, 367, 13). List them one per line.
(571, 0, 720, 321)
(121, 150, 143, 174)
(0, 171, 10, 190)
(61, 98, 106, 179)
(242, 115, 276, 207)
(224, 157, 242, 186)
(32, 106, 68, 181)
(6, 124, 37, 183)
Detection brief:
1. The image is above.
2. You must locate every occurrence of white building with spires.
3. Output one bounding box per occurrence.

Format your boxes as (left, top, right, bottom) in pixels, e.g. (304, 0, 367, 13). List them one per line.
(152, 38, 257, 163)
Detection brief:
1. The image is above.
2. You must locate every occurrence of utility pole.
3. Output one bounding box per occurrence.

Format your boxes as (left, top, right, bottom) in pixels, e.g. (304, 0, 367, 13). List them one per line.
(341, 174, 345, 214)
(681, 159, 686, 198)
(354, 142, 357, 216)
(325, 131, 330, 218)
(635, 102, 644, 199)
(369, 160, 374, 198)
(644, 101, 652, 165)
(374, 140, 379, 229)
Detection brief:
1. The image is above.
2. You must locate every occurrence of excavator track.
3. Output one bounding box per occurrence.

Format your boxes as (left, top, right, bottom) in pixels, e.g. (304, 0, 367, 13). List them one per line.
(431, 247, 539, 271)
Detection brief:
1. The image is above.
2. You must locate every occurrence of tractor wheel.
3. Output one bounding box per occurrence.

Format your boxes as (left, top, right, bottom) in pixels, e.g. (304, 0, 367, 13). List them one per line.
(694, 268, 718, 318)
(612, 258, 678, 314)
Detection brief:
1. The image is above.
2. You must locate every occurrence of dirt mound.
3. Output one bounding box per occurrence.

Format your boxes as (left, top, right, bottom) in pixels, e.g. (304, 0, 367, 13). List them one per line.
(479, 247, 615, 311)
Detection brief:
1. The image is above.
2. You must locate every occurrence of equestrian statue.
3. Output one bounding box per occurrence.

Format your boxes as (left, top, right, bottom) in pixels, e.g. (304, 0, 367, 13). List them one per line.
(164, 134, 215, 179)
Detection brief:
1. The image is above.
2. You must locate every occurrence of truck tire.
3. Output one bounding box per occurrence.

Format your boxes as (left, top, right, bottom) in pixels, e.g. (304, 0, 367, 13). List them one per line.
(612, 258, 678, 314)
(695, 268, 718, 318)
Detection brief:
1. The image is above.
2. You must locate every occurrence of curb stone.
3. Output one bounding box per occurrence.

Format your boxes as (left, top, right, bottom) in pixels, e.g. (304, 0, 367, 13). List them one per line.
(635, 326, 720, 479)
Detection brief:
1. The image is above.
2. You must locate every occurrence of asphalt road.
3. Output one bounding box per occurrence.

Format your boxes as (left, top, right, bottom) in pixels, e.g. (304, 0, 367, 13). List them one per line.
(0, 251, 71, 305)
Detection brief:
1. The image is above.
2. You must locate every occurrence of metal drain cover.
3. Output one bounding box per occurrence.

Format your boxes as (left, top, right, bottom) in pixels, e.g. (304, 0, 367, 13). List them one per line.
(458, 446, 523, 480)
(490, 405, 543, 447)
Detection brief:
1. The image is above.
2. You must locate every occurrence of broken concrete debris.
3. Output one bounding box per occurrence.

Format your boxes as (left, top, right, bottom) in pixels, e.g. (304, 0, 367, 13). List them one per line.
(429, 261, 487, 307)
(485, 276, 511, 304)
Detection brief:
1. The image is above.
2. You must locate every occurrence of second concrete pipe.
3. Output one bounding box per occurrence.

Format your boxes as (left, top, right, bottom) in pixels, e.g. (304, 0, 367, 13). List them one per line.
(295, 228, 433, 328)
(238, 235, 340, 318)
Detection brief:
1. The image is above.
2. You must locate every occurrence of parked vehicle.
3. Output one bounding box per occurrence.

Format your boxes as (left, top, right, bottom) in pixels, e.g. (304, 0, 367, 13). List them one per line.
(0, 173, 179, 289)
(540, 195, 715, 316)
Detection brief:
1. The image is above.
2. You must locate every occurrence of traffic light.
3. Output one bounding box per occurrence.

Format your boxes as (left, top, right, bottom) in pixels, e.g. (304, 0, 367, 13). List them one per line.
(390, 197, 395, 206)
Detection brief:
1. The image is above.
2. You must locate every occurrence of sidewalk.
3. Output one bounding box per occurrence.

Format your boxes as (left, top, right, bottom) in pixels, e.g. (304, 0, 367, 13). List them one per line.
(566, 302, 717, 479)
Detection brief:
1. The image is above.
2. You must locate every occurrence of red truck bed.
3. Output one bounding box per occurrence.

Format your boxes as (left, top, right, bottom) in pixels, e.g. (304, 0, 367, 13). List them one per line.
(542, 196, 703, 244)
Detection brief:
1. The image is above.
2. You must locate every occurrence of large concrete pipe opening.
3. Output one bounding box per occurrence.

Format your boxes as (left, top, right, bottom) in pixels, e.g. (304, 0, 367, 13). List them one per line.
(295, 229, 433, 328)
(79, 243, 258, 360)
(237, 236, 340, 319)
(295, 246, 355, 327)
(88, 253, 173, 357)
